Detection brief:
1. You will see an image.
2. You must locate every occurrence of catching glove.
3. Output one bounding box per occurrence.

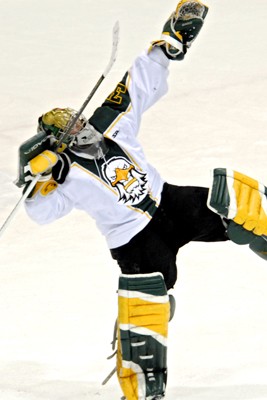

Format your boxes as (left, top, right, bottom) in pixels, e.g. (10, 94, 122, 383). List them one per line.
(150, 0, 208, 60)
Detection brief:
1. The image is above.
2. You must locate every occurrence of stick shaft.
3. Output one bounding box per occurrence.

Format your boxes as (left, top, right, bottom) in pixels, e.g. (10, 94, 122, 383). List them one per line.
(55, 21, 119, 151)
(0, 21, 120, 240)
(0, 174, 41, 238)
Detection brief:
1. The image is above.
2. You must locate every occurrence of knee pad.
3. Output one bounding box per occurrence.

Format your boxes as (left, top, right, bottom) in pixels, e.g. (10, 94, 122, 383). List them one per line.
(117, 272, 170, 400)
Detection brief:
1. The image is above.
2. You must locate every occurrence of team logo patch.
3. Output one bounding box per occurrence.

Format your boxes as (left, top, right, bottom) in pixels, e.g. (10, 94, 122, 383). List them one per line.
(102, 157, 148, 205)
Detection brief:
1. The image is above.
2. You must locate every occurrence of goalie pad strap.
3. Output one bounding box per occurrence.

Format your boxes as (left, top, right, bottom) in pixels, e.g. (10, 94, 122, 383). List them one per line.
(117, 272, 169, 400)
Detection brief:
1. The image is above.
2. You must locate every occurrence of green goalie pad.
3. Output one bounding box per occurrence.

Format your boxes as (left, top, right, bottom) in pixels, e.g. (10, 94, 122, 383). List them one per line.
(117, 273, 170, 400)
(249, 235, 267, 261)
(208, 168, 267, 247)
(14, 131, 53, 188)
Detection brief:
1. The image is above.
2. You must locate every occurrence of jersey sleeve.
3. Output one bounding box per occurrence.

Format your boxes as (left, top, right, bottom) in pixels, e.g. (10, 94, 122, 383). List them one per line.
(24, 186, 74, 225)
(89, 47, 170, 138)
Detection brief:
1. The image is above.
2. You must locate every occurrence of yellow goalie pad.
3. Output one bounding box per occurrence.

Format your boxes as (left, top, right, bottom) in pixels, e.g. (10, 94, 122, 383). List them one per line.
(231, 171, 267, 234)
(208, 168, 267, 236)
(117, 273, 170, 400)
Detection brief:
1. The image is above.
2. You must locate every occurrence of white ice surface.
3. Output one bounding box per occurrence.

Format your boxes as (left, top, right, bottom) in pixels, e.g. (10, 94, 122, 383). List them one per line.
(1, 0, 267, 399)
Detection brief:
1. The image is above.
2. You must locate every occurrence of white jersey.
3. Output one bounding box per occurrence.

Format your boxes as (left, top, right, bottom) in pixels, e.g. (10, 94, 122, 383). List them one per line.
(25, 48, 170, 249)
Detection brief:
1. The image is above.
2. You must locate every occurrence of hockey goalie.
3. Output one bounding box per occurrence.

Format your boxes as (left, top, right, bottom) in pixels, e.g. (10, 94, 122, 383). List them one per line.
(13, 1, 267, 399)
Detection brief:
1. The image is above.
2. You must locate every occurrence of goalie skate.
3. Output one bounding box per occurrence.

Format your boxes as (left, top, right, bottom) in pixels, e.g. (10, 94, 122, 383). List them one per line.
(121, 396, 165, 400)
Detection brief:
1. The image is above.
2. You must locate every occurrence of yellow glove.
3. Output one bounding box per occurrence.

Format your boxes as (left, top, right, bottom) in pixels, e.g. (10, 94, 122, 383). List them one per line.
(26, 150, 59, 198)
(28, 150, 58, 175)
(29, 176, 58, 198)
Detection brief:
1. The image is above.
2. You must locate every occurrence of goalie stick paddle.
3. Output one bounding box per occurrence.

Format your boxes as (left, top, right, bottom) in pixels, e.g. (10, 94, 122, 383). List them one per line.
(0, 21, 120, 240)
(54, 20, 120, 151)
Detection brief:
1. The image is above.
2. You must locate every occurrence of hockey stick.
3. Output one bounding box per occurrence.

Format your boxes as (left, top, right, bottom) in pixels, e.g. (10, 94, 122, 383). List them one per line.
(0, 174, 41, 238)
(54, 20, 120, 151)
(0, 21, 120, 239)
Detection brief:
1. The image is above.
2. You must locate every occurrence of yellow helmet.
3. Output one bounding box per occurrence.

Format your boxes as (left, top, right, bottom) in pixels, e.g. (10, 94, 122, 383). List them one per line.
(38, 107, 87, 144)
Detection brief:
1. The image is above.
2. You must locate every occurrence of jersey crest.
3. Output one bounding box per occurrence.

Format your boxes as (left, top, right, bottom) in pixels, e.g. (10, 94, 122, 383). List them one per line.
(67, 140, 158, 218)
(101, 156, 148, 205)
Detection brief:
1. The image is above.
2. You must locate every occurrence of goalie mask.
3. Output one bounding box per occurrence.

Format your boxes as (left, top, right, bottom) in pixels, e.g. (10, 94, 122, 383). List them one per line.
(38, 107, 107, 159)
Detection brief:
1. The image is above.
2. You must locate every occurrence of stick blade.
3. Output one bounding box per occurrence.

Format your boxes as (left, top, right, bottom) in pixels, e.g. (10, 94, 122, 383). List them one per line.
(103, 20, 120, 77)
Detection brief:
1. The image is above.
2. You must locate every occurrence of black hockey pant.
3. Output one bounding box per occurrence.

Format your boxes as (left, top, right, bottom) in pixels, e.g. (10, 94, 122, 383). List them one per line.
(110, 182, 228, 290)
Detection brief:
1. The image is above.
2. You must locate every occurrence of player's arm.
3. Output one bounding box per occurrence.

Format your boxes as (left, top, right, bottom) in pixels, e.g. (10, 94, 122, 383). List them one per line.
(24, 150, 71, 198)
(89, 0, 208, 140)
(23, 149, 73, 225)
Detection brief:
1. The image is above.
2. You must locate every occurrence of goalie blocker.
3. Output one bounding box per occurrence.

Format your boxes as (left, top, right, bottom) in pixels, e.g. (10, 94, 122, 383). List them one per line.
(208, 168, 267, 260)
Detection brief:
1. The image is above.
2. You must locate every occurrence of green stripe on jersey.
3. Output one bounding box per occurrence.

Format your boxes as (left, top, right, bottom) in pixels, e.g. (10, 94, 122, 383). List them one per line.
(89, 72, 131, 133)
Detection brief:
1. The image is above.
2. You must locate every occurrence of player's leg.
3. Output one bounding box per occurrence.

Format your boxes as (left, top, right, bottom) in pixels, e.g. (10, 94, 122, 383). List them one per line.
(117, 273, 169, 400)
(155, 183, 228, 250)
(208, 168, 267, 260)
(111, 227, 177, 399)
